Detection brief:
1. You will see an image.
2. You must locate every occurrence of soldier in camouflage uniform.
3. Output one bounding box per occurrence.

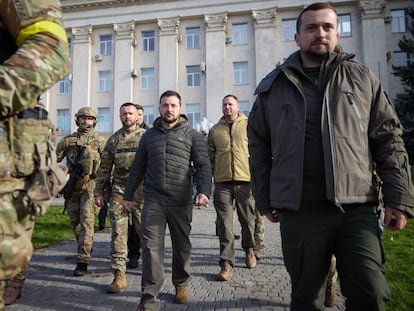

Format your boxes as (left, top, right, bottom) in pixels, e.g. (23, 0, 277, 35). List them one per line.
(95, 102, 146, 293)
(56, 107, 105, 277)
(0, 0, 69, 308)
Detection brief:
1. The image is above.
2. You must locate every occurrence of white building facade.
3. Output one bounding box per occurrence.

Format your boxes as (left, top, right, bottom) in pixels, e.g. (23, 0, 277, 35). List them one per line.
(47, 0, 413, 139)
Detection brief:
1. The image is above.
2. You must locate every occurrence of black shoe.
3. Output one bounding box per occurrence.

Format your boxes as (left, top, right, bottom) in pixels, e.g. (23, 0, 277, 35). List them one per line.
(127, 257, 139, 269)
(73, 263, 88, 276)
(234, 234, 240, 240)
(98, 224, 105, 231)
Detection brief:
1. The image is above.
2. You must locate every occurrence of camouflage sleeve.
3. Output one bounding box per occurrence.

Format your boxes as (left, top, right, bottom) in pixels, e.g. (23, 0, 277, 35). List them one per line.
(56, 136, 68, 162)
(0, 0, 69, 118)
(94, 135, 115, 196)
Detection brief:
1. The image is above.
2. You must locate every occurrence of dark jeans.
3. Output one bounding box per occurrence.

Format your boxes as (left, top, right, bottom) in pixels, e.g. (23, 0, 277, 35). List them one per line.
(280, 201, 390, 311)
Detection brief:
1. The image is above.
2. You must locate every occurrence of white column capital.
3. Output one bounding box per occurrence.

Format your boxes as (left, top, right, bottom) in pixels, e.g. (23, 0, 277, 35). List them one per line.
(204, 13, 227, 32)
(71, 25, 92, 43)
(252, 8, 276, 28)
(158, 17, 180, 35)
(359, 0, 386, 18)
(113, 21, 135, 40)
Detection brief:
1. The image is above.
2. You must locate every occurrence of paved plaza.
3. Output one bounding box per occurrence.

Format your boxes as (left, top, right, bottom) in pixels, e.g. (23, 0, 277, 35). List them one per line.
(8, 205, 344, 311)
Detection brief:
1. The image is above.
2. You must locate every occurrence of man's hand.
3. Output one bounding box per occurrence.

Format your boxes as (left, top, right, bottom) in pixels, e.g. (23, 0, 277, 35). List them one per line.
(265, 210, 279, 223)
(384, 206, 408, 231)
(95, 195, 104, 208)
(123, 200, 133, 212)
(194, 193, 209, 207)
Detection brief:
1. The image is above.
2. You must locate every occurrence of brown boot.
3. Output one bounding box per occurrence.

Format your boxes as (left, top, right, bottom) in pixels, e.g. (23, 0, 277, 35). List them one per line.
(217, 264, 233, 281)
(3, 282, 22, 305)
(324, 280, 336, 307)
(245, 248, 257, 268)
(107, 270, 127, 293)
(174, 285, 188, 304)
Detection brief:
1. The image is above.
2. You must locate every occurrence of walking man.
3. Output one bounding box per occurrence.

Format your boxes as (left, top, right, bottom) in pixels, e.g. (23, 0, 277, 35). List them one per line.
(123, 90, 211, 311)
(95, 102, 146, 293)
(248, 3, 414, 310)
(57, 107, 105, 276)
(208, 94, 257, 281)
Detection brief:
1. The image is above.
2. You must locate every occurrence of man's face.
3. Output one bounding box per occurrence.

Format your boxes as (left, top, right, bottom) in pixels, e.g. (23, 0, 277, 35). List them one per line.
(295, 8, 339, 65)
(137, 109, 144, 126)
(222, 96, 239, 120)
(120, 105, 139, 128)
(159, 95, 181, 124)
(78, 116, 95, 128)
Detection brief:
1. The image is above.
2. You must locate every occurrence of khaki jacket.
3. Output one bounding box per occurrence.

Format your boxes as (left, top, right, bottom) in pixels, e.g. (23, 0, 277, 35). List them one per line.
(208, 113, 251, 183)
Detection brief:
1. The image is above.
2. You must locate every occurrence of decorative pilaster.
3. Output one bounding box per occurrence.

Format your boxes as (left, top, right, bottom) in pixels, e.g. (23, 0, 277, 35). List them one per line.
(252, 9, 276, 28)
(157, 17, 180, 91)
(158, 17, 179, 36)
(113, 21, 135, 40)
(359, 0, 387, 18)
(71, 25, 92, 43)
(204, 13, 227, 32)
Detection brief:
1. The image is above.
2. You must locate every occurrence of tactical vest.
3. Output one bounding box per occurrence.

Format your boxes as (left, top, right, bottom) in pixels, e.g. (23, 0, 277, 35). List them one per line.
(113, 130, 143, 180)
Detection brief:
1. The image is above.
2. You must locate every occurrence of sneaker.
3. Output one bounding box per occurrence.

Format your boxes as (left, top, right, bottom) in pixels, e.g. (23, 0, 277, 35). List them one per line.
(73, 263, 88, 276)
(245, 248, 257, 269)
(174, 285, 188, 304)
(217, 265, 233, 281)
(324, 280, 336, 307)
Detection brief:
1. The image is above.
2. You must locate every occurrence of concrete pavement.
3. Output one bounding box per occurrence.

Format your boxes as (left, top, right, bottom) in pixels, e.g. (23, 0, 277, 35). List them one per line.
(8, 205, 345, 311)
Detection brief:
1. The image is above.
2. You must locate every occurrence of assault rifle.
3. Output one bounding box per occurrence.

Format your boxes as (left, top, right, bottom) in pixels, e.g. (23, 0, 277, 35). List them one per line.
(62, 145, 86, 203)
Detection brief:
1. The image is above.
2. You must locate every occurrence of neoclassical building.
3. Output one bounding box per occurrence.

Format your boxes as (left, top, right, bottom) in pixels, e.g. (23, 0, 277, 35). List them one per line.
(46, 0, 412, 139)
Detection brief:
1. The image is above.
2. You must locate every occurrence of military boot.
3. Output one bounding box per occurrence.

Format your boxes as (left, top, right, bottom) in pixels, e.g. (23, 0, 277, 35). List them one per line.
(73, 263, 88, 276)
(245, 248, 257, 269)
(174, 285, 188, 304)
(3, 281, 23, 305)
(107, 270, 127, 293)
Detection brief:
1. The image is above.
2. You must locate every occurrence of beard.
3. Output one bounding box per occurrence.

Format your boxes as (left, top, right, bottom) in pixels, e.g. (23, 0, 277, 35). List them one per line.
(162, 114, 179, 124)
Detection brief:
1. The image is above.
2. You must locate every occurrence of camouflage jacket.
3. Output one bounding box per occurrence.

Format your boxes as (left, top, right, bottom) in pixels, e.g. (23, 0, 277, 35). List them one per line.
(95, 125, 146, 198)
(56, 129, 105, 191)
(0, 0, 69, 188)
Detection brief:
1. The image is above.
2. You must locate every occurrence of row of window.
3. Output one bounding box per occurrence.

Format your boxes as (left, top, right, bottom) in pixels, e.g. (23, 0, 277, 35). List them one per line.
(58, 62, 249, 93)
(96, 9, 409, 55)
(56, 102, 251, 133)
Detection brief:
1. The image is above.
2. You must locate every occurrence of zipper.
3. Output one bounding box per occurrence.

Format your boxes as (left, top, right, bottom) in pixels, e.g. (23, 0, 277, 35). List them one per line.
(346, 91, 367, 155)
(272, 104, 289, 160)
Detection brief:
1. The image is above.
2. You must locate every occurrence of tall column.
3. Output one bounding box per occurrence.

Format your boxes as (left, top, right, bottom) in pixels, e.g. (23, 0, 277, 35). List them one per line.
(113, 21, 135, 130)
(252, 9, 276, 85)
(71, 26, 92, 132)
(204, 13, 227, 123)
(359, 0, 389, 90)
(158, 17, 180, 93)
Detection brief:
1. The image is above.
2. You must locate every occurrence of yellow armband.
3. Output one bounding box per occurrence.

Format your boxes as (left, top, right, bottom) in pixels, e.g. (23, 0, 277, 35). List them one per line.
(16, 20, 68, 47)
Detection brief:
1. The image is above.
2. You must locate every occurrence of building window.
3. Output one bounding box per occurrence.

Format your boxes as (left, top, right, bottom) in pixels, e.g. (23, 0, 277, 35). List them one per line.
(186, 27, 200, 49)
(232, 23, 248, 45)
(186, 103, 201, 129)
(141, 68, 155, 89)
(58, 74, 71, 94)
(143, 106, 155, 125)
(233, 62, 248, 85)
(392, 51, 413, 67)
(100, 34, 112, 55)
(97, 107, 111, 132)
(57, 109, 70, 133)
(391, 10, 407, 33)
(98, 71, 112, 92)
(142, 31, 155, 51)
(338, 14, 351, 37)
(239, 101, 250, 117)
(282, 19, 296, 41)
(68, 37, 73, 58)
(186, 65, 201, 87)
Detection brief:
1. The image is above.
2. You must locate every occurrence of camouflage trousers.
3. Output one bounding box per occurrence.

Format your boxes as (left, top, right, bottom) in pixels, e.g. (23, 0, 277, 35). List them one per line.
(254, 210, 265, 251)
(109, 194, 142, 272)
(65, 186, 98, 264)
(0, 191, 35, 310)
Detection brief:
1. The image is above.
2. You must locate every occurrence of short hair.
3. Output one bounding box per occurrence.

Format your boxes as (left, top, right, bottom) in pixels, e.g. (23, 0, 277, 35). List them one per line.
(159, 90, 181, 106)
(296, 2, 338, 33)
(120, 102, 140, 112)
(222, 94, 239, 103)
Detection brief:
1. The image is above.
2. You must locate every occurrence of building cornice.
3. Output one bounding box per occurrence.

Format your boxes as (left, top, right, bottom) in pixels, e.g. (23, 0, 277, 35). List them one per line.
(61, 0, 179, 12)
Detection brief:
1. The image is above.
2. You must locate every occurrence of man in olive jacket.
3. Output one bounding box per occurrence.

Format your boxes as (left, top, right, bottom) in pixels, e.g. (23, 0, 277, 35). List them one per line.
(247, 3, 414, 311)
(123, 90, 211, 311)
(208, 94, 257, 282)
